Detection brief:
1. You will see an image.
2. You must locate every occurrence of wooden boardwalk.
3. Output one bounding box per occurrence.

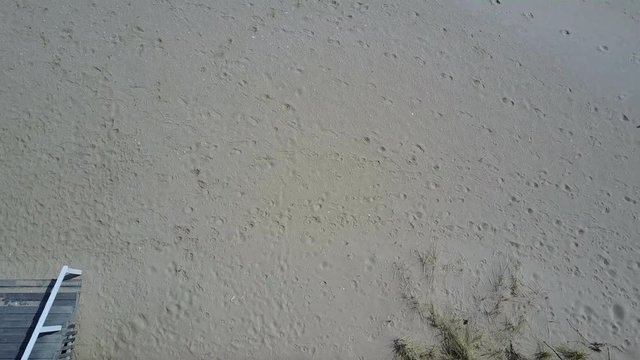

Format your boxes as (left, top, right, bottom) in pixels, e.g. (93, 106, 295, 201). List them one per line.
(0, 279, 81, 359)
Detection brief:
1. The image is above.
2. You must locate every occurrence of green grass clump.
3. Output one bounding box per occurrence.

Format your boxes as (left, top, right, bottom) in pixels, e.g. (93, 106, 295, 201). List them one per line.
(557, 346, 588, 360)
(392, 338, 435, 360)
(428, 309, 480, 360)
(533, 351, 552, 360)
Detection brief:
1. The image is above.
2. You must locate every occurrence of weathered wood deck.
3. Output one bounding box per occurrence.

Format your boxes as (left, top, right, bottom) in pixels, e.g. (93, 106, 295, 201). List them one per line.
(0, 279, 81, 360)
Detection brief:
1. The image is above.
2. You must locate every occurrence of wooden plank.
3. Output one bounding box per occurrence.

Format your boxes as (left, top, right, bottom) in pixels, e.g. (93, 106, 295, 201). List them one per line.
(0, 327, 74, 338)
(0, 340, 70, 359)
(0, 349, 20, 359)
(28, 344, 69, 358)
(0, 313, 70, 324)
(0, 279, 81, 288)
(0, 292, 78, 301)
(0, 327, 58, 335)
(0, 306, 75, 315)
(0, 288, 81, 295)
(0, 327, 30, 337)
(0, 344, 23, 354)
(2, 319, 70, 328)
(0, 299, 78, 307)
(0, 331, 67, 342)
(0, 289, 80, 297)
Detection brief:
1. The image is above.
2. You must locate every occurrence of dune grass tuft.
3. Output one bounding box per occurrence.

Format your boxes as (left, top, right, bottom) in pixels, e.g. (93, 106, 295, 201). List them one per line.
(392, 338, 435, 360)
(427, 308, 479, 360)
(391, 251, 605, 360)
(556, 346, 588, 360)
(533, 350, 552, 360)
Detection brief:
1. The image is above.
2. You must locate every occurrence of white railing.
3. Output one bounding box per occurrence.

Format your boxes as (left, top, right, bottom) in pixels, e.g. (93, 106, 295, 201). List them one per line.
(20, 265, 82, 360)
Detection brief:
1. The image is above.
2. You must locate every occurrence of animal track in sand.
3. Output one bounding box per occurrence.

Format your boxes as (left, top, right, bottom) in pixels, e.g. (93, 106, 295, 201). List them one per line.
(502, 97, 515, 106)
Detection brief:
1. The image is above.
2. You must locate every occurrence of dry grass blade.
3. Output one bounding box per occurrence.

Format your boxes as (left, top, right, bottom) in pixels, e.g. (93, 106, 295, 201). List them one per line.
(415, 249, 437, 281)
(567, 319, 604, 353)
(392, 255, 598, 360)
(557, 346, 588, 360)
(534, 350, 553, 360)
(506, 342, 526, 360)
(392, 338, 435, 360)
(428, 308, 479, 360)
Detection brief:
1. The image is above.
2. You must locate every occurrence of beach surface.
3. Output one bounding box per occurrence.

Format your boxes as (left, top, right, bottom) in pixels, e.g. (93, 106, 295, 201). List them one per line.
(1, 1, 639, 359)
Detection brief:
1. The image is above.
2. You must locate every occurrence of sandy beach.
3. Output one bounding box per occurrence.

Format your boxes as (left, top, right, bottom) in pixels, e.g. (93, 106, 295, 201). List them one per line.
(1, 1, 639, 359)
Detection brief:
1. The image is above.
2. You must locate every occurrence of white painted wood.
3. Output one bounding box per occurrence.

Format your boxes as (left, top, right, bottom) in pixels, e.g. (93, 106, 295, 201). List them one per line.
(40, 325, 63, 333)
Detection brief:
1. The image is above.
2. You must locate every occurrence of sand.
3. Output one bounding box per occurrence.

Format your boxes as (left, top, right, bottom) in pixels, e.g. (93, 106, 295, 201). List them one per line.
(1, 0, 638, 359)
